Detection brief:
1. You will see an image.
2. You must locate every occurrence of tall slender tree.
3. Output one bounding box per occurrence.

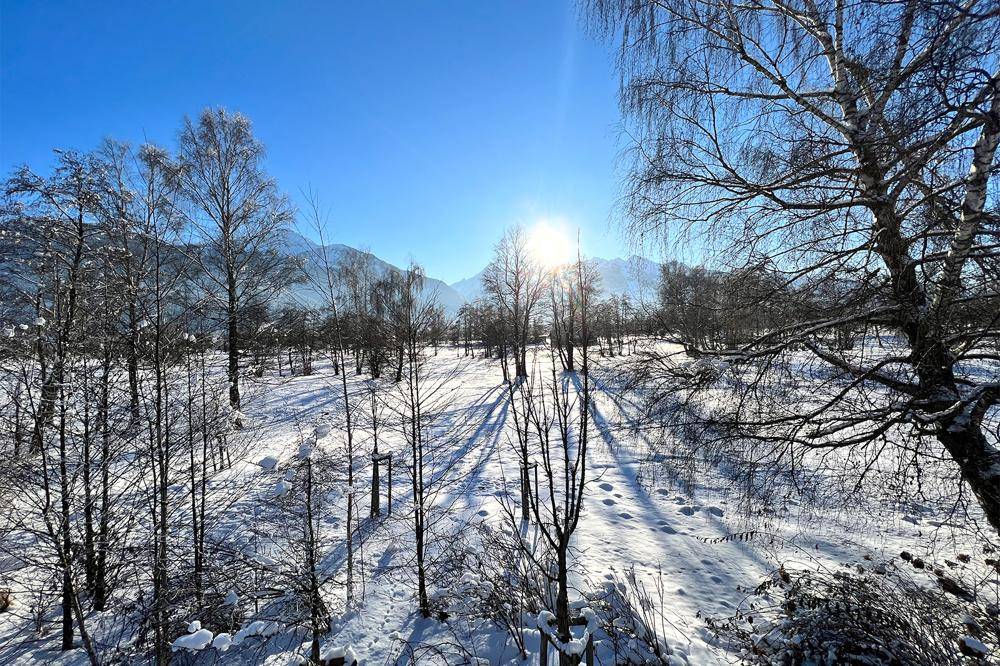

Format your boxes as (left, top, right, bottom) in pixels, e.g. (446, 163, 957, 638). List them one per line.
(176, 107, 295, 412)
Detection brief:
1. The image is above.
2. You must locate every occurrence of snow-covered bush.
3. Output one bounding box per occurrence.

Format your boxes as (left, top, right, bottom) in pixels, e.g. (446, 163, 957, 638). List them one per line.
(587, 565, 688, 665)
(387, 625, 479, 664)
(706, 556, 998, 664)
(451, 523, 553, 658)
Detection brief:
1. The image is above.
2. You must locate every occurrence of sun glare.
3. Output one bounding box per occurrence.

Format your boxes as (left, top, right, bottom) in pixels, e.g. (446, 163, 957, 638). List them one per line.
(527, 221, 574, 270)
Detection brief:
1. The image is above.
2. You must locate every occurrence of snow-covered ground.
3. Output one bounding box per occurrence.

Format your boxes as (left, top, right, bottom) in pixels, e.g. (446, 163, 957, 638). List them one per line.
(1, 343, 996, 664)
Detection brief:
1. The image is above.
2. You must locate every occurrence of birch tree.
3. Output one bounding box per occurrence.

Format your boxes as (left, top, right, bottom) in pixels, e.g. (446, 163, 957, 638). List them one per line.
(176, 108, 295, 413)
(590, 0, 1000, 531)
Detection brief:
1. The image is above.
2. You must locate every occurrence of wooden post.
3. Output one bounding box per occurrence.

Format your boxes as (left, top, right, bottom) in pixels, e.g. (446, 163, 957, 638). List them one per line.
(371, 453, 392, 518)
(540, 632, 549, 666)
(521, 462, 538, 522)
(371, 453, 380, 517)
(520, 464, 529, 521)
(533, 463, 539, 514)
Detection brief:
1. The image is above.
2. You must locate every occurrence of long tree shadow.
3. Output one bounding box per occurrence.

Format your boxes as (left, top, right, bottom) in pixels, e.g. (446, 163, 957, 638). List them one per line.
(566, 370, 774, 640)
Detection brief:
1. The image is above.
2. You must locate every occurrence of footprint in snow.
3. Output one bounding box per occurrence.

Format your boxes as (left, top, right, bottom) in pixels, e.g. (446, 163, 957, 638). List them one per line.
(679, 506, 696, 516)
(477, 510, 489, 517)
(660, 525, 677, 534)
(599, 482, 614, 491)
(618, 512, 633, 520)
(707, 506, 724, 517)
(602, 498, 616, 506)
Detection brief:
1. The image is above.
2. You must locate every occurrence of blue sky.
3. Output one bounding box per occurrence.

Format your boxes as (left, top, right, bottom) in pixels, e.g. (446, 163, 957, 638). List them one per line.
(1, 1, 632, 283)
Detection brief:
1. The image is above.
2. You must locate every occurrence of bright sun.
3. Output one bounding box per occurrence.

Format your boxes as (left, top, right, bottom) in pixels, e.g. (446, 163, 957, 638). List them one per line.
(527, 221, 573, 269)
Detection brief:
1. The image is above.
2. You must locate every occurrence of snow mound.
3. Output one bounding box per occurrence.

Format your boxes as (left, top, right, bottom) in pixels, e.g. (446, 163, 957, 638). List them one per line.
(321, 644, 359, 664)
(172, 628, 213, 652)
(233, 620, 280, 646)
(212, 632, 233, 652)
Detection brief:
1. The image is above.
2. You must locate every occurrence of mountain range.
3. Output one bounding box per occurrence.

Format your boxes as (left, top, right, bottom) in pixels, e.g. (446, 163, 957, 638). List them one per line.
(281, 231, 662, 317)
(448, 256, 662, 306)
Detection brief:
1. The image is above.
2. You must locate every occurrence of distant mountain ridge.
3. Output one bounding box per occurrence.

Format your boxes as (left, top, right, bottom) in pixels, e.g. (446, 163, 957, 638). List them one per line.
(277, 231, 467, 316)
(449, 255, 662, 306)
(278, 231, 662, 317)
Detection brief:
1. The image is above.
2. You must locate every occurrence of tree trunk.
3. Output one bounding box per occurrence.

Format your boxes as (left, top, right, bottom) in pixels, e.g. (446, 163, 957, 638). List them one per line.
(127, 302, 140, 419)
(188, 355, 203, 607)
(227, 280, 241, 412)
(82, 369, 96, 591)
(59, 400, 74, 652)
(555, 544, 571, 666)
(94, 352, 111, 611)
(938, 423, 1000, 534)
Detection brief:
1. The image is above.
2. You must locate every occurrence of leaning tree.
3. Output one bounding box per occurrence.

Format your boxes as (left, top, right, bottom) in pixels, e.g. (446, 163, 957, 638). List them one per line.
(588, 0, 1000, 532)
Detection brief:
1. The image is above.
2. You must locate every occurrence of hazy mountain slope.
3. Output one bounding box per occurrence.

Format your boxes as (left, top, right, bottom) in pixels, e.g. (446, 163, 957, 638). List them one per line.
(450, 268, 487, 302)
(277, 231, 467, 316)
(593, 255, 662, 304)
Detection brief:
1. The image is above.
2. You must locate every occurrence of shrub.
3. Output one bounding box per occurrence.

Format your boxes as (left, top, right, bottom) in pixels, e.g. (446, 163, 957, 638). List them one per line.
(706, 557, 998, 664)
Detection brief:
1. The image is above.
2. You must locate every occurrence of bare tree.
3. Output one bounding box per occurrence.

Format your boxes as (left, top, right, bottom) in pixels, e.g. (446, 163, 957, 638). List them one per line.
(504, 252, 594, 664)
(589, 0, 1000, 533)
(390, 264, 435, 615)
(380, 263, 480, 617)
(176, 107, 295, 413)
(482, 226, 549, 379)
(550, 259, 602, 373)
(299, 192, 362, 610)
(2, 152, 104, 661)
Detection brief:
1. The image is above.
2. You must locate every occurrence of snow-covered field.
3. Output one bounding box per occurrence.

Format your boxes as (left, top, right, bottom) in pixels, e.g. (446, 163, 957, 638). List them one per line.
(1, 344, 995, 664)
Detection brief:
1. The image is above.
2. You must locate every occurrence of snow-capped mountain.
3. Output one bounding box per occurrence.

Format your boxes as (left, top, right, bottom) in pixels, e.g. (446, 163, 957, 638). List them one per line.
(277, 231, 662, 316)
(277, 231, 467, 316)
(449, 255, 662, 306)
(589, 255, 662, 304)
(449, 269, 488, 302)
